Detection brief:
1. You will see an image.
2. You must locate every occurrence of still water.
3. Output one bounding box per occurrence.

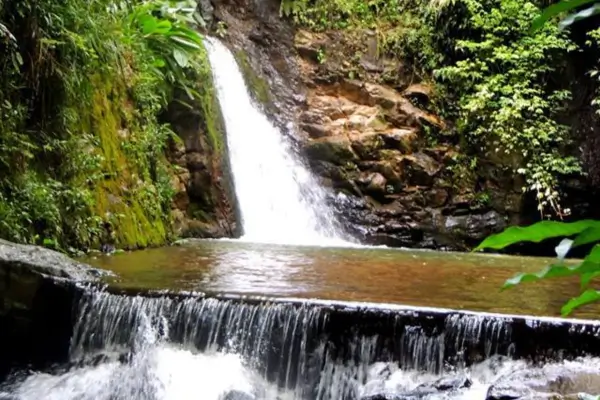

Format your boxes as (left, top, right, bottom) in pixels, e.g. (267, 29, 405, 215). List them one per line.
(85, 240, 598, 319)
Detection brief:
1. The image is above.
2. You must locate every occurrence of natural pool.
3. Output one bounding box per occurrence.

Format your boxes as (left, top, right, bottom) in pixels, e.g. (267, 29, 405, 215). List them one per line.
(85, 239, 596, 319)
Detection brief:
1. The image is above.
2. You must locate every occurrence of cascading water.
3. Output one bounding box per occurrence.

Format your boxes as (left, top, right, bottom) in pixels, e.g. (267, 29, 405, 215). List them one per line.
(5, 289, 600, 400)
(204, 37, 349, 246)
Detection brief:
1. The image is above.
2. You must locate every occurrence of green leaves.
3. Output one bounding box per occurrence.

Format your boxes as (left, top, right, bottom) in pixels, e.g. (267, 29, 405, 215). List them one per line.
(562, 289, 600, 316)
(436, 0, 579, 216)
(477, 220, 600, 315)
(531, 0, 598, 31)
(128, 0, 206, 100)
(475, 220, 600, 251)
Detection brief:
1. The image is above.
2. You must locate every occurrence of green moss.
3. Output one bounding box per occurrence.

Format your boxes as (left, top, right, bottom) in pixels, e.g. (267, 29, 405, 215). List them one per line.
(197, 41, 226, 153)
(88, 75, 168, 250)
(234, 49, 272, 107)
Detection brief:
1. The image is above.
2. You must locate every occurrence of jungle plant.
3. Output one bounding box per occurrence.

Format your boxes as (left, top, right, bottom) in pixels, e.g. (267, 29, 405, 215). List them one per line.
(0, 0, 212, 251)
(474, 0, 600, 318)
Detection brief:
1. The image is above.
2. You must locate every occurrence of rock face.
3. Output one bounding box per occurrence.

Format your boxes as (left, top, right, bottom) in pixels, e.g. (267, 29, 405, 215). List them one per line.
(165, 88, 239, 240)
(292, 30, 524, 249)
(0, 240, 100, 378)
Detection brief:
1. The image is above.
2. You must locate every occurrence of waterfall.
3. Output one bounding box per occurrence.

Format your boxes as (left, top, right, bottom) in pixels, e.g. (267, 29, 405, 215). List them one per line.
(204, 38, 349, 246)
(5, 289, 600, 399)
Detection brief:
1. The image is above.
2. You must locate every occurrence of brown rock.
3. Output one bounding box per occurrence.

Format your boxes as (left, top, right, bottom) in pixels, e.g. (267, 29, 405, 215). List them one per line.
(304, 136, 358, 165)
(403, 83, 433, 103)
(401, 152, 441, 186)
(301, 123, 330, 139)
(364, 83, 402, 109)
(379, 129, 418, 153)
(365, 172, 387, 195)
(186, 152, 209, 172)
(351, 133, 385, 160)
(426, 189, 449, 208)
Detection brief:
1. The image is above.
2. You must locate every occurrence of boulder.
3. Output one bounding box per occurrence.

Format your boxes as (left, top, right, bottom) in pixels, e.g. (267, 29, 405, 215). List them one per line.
(352, 134, 386, 160)
(358, 172, 388, 197)
(0, 240, 104, 378)
(379, 129, 418, 153)
(304, 136, 359, 165)
(401, 152, 441, 186)
(362, 374, 473, 400)
(443, 211, 506, 244)
(0, 239, 105, 281)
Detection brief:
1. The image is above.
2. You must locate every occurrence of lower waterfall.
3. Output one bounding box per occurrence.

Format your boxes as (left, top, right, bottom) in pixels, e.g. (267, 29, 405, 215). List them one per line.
(204, 37, 349, 247)
(3, 289, 600, 400)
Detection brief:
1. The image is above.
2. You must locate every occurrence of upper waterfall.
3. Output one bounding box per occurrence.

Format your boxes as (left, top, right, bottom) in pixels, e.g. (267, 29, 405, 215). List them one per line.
(204, 37, 350, 246)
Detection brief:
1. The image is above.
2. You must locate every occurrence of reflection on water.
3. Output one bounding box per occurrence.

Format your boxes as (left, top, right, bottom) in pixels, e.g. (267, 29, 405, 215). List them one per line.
(85, 240, 597, 319)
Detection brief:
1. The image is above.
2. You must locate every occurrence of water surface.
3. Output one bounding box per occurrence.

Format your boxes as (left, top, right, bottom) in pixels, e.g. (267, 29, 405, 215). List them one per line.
(86, 240, 598, 319)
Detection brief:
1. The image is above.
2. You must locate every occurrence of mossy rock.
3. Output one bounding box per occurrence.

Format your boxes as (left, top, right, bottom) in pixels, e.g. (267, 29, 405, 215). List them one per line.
(87, 75, 170, 250)
(304, 136, 359, 165)
(234, 49, 272, 107)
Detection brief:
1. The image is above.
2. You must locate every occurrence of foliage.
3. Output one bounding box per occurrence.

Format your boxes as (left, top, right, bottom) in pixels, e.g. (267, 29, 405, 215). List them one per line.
(476, 219, 600, 316)
(472, 0, 600, 321)
(532, 0, 600, 31)
(0, 0, 209, 251)
(280, 0, 404, 30)
(434, 0, 581, 215)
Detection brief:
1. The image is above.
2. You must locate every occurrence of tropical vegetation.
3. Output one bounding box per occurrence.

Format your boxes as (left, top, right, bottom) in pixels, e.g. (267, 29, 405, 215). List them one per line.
(475, 0, 600, 317)
(0, 0, 212, 252)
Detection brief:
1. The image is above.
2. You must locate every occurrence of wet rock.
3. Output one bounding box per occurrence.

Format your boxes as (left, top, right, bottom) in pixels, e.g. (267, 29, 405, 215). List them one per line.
(301, 122, 329, 139)
(426, 189, 449, 208)
(304, 136, 358, 165)
(486, 383, 540, 400)
(401, 152, 441, 186)
(363, 375, 472, 400)
(431, 375, 473, 391)
(198, 0, 214, 27)
(444, 211, 506, 243)
(486, 360, 600, 400)
(0, 239, 105, 281)
(0, 240, 104, 378)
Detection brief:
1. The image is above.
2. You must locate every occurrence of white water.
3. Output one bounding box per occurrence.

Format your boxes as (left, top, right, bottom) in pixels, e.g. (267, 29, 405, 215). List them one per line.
(204, 38, 350, 247)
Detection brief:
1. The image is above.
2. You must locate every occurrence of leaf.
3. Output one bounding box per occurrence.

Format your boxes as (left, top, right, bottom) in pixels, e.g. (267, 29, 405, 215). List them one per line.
(572, 225, 600, 247)
(169, 35, 201, 50)
(503, 245, 600, 290)
(475, 220, 600, 252)
(559, 3, 600, 29)
(152, 57, 166, 68)
(141, 15, 159, 35)
(172, 48, 189, 68)
(581, 270, 600, 288)
(154, 20, 173, 34)
(561, 289, 600, 316)
(531, 0, 598, 32)
(503, 263, 582, 289)
(167, 27, 203, 44)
